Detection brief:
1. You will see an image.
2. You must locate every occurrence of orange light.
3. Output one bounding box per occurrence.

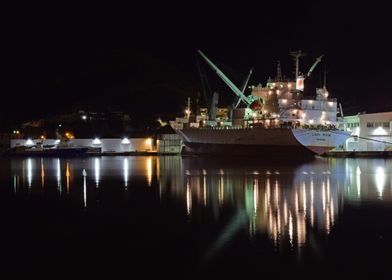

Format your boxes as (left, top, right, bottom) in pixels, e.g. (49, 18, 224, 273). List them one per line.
(65, 132, 74, 139)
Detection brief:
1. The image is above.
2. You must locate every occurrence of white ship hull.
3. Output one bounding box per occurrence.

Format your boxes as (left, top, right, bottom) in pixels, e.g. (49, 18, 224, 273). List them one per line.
(176, 127, 351, 157)
(292, 128, 352, 155)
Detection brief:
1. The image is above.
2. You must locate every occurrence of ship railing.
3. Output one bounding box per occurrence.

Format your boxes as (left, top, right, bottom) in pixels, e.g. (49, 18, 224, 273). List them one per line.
(192, 122, 342, 131)
(300, 124, 340, 131)
(195, 124, 292, 130)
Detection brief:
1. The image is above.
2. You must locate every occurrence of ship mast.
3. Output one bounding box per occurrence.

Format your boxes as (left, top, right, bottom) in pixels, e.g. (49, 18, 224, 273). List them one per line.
(185, 97, 191, 119)
(276, 60, 282, 81)
(290, 50, 306, 80)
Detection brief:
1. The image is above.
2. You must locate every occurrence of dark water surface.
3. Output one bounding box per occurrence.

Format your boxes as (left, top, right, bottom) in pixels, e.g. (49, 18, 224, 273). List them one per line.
(1, 155, 392, 278)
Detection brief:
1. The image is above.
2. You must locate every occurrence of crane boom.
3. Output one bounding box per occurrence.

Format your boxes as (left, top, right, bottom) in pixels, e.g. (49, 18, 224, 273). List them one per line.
(306, 55, 324, 78)
(197, 50, 256, 107)
(241, 68, 253, 94)
(234, 68, 253, 109)
(339, 103, 344, 118)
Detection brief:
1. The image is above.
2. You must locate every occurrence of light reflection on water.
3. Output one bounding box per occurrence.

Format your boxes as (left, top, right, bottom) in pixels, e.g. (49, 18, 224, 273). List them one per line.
(7, 156, 392, 250)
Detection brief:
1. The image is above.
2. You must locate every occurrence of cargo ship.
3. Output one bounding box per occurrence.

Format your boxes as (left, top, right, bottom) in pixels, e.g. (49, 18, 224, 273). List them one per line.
(170, 50, 352, 157)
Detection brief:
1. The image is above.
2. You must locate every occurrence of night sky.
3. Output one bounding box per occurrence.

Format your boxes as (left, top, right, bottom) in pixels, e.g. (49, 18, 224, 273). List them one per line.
(1, 1, 391, 131)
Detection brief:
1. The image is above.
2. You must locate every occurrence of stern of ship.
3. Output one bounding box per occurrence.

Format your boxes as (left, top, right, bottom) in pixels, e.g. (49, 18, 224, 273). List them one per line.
(292, 128, 352, 155)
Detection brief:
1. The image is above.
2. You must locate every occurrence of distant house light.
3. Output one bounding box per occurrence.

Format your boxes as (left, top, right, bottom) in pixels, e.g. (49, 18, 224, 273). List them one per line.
(121, 138, 131, 144)
(82, 115, 87, 120)
(92, 138, 102, 145)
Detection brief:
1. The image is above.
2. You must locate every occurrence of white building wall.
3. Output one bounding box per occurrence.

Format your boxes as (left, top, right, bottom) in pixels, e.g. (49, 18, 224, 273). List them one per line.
(344, 112, 392, 151)
(11, 138, 154, 153)
(156, 134, 182, 154)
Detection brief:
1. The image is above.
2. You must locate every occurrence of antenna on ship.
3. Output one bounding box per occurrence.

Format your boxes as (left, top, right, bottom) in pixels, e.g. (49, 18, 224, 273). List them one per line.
(323, 62, 327, 89)
(290, 50, 306, 80)
(276, 60, 282, 82)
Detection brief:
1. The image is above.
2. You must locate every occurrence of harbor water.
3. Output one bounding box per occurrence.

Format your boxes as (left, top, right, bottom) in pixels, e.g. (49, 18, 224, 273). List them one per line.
(1, 155, 392, 278)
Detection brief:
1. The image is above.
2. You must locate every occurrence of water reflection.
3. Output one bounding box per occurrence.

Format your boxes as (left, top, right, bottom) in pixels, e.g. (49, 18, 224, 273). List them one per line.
(7, 156, 392, 250)
(158, 157, 392, 250)
(123, 158, 129, 188)
(94, 158, 100, 188)
(146, 157, 152, 186)
(56, 158, 61, 194)
(83, 169, 87, 208)
(9, 157, 158, 204)
(375, 166, 385, 198)
(27, 158, 32, 189)
(41, 158, 45, 189)
(66, 161, 70, 194)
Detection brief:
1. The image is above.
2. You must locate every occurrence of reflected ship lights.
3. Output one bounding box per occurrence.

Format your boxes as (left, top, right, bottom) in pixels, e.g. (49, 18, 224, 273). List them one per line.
(158, 158, 349, 249)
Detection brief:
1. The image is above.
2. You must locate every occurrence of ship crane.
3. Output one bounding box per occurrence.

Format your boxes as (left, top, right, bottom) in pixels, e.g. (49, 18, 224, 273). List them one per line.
(197, 50, 261, 109)
(305, 55, 324, 78)
(292, 52, 324, 91)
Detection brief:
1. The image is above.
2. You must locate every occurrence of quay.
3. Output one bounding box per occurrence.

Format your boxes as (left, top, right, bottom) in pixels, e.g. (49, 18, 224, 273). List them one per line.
(3, 135, 182, 157)
(325, 150, 392, 158)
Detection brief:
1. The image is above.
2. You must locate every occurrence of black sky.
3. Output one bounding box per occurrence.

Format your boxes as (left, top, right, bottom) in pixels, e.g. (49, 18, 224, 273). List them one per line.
(1, 1, 391, 131)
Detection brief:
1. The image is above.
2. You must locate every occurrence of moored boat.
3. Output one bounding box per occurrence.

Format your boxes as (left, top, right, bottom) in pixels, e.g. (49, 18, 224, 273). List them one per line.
(4, 141, 88, 157)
